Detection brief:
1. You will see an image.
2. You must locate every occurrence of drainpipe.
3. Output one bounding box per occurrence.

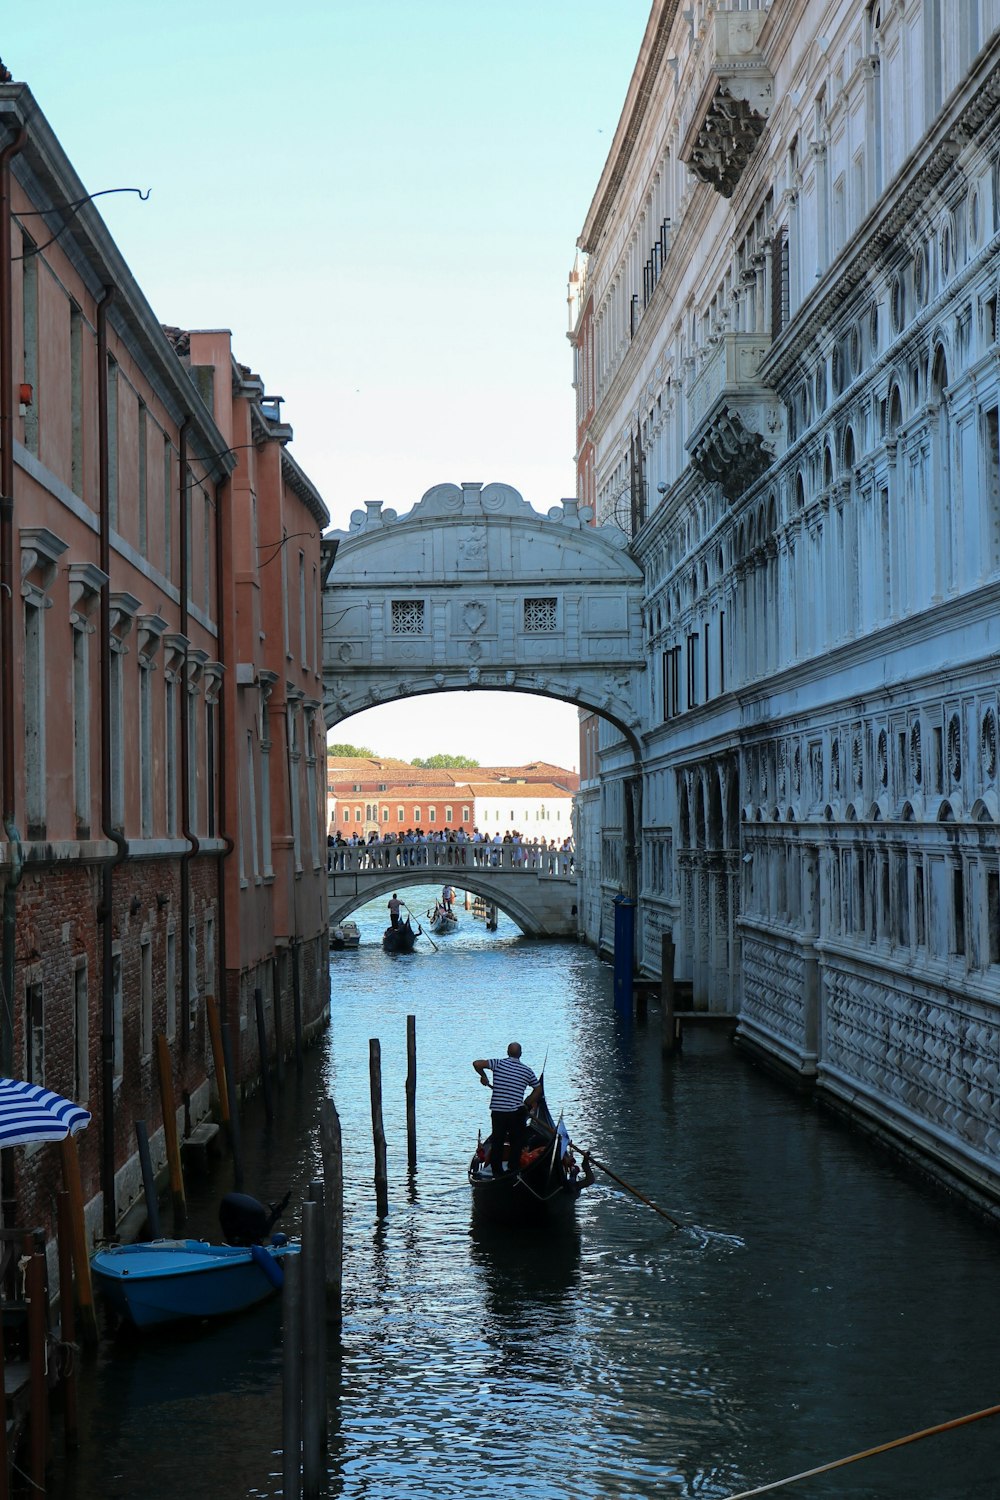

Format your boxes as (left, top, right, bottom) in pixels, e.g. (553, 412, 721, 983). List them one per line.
(97, 285, 128, 1239)
(178, 417, 198, 1054)
(213, 471, 234, 1024)
(0, 127, 26, 1117)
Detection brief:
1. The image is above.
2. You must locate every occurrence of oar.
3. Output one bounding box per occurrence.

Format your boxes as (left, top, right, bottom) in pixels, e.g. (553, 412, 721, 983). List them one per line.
(569, 1142, 686, 1230)
(403, 902, 438, 951)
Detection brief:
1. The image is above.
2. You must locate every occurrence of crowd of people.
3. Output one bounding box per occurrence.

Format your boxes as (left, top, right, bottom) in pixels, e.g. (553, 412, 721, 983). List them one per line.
(327, 826, 574, 875)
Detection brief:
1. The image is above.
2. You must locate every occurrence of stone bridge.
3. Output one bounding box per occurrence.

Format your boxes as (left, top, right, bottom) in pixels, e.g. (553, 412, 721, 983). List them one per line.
(327, 843, 578, 937)
(321, 480, 645, 749)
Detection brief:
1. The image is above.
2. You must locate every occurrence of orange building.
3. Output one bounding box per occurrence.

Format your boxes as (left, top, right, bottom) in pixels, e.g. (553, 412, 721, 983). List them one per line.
(0, 82, 329, 1239)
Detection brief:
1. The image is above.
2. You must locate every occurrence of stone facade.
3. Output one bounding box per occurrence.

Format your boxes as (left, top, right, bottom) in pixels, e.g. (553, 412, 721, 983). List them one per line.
(570, 0, 1000, 1207)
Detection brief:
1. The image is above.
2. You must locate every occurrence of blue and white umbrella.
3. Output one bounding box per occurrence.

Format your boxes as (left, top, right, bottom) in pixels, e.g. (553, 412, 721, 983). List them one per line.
(0, 1078, 91, 1147)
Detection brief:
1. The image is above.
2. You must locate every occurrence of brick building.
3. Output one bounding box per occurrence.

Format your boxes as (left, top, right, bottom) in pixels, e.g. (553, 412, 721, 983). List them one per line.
(0, 83, 330, 1240)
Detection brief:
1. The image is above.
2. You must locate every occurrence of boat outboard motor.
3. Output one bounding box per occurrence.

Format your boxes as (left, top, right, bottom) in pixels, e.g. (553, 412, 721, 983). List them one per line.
(219, 1190, 290, 1246)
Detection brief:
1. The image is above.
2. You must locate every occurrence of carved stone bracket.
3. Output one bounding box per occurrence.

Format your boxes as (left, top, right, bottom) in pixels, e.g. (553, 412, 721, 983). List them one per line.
(68, 561, 107, 632)
(679, 11, 772, 198)
(690, 405, 776, 501)
(20, 526, 68, 604)
(201, 660, 225, 704)
(185, 647, 209, 693)
(136, 612, 169, 667)
(162, 633, 189, 682)
(108, 591, 141, 652)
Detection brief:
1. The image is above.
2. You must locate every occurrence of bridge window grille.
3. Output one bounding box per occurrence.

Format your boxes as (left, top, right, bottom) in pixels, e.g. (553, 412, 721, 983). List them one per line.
(523, 597, 557, 633)
(391, 599, 425, 634)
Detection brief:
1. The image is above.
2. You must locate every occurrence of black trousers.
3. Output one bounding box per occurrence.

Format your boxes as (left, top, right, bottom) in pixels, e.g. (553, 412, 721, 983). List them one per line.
(490, 1108, 527, 1176)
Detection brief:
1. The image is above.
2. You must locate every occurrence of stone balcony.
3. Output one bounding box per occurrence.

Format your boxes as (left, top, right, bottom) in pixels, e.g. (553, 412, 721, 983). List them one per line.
(685, 332, 784, 502)
(679, 9, 773, 198)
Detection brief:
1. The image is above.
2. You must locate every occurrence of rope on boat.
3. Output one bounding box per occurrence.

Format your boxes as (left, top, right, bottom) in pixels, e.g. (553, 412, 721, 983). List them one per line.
(719, 1401, 1000, 1498)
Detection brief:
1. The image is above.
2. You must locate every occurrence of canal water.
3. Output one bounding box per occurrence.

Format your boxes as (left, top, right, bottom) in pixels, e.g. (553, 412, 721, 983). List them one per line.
(53, 887, 1000, 1499)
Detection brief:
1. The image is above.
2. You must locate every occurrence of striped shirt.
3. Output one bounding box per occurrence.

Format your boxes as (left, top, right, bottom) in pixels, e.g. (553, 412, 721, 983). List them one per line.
(488, 1056, 538, 1113)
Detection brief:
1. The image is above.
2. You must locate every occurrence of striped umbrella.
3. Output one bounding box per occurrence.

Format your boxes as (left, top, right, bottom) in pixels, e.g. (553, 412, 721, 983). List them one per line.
(0, 1078, 91, 1147)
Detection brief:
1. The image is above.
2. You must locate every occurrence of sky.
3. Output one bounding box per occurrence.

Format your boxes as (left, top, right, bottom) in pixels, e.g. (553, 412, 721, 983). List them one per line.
(11, 1, 651, 770)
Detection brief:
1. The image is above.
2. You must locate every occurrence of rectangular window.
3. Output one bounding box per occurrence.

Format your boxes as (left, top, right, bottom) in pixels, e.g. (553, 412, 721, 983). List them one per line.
(138, 402, 148, 551)
(165, 679, 177, 836)
(686, 633, 699, 709)
(915, 864, 926, 946)
(428, 807, 436, 823)
(140, 663, 153, 837)
(24, 601, 45, 836)
(382, 808, 389, 822)
(343, 808, 350, 824)
(245, 732, 260, 879)
(397, 807, 404, 822)
(110, 648, 124, 829)
(107, 359, 119, 530)
(70, 304, 84, 496)
(205, 914, 216, 1003)
(985, 407, 1000, 570)
(112, 949, 123, 1085)
(72, 626, 91, 835)
(703, 623, 710, 702)
(26, 979, 43, 1085)
(188, 690, 199, 834)
(953, 866, 966, 955)
(414, 807, 422, 823)
(188, 920, 199, 1020)
(203, 489, 212, 613)
(719, 612, 726, 694)
(445, 805, 453, 823)
(22, 237, 39, 455)
(140, 936, 153, 1060)
(74, 962, 89, 1103)
(206, 701, 216, 839)
(391, 599, 425, 634)
(463, 807, 470, 823)
(523, 597, 558, 633)
(299, 551, 307, 667)
(988, 872, 1000, 964)
(163, 438, 173, 581)
(165, 928, 177, 1041)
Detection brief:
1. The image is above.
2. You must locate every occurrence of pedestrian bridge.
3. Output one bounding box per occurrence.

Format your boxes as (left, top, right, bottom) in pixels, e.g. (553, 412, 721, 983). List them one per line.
(327, 843, 578, 937)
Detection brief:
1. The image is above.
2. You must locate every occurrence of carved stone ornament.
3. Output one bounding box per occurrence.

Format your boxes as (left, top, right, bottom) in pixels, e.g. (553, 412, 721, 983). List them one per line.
(462, 601, 487, 633)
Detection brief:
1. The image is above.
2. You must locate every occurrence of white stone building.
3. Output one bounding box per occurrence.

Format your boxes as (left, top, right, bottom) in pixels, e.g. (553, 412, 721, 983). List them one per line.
(571, 0, 1000, 1206)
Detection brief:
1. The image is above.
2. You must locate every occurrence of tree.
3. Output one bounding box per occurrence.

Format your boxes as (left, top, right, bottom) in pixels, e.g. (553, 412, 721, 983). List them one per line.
(327, 743, 375, 758)
(411, 753, 480, 769)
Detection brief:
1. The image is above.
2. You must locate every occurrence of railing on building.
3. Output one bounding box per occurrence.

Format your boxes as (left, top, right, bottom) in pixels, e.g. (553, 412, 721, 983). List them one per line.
(326, 840, 575, 879)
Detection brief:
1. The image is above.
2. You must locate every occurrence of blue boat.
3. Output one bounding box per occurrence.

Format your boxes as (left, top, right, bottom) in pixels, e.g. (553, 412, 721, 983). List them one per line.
(91, 1236, 299, 1329)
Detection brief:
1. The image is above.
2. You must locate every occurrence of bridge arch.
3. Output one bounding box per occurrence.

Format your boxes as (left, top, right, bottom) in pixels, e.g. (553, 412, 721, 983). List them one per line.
(322, 481, 645, 749)
(327, 869, 576, 938)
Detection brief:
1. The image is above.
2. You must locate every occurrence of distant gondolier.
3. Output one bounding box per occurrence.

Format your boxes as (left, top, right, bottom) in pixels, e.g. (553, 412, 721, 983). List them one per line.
(387, 893, 401, 929)
(442, 883, 455, 913)
(472, 1043, 542, 1178)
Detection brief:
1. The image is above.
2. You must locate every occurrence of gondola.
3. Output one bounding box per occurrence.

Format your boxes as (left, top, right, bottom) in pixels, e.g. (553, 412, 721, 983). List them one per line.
(468, 1093, 589, 1225)
(382, 916, 418, 953)
(428, 903, 458, 934)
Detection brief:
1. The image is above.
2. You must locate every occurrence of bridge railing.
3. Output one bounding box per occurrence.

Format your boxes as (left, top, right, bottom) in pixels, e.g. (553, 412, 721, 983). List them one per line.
(326, 840, 575, 878)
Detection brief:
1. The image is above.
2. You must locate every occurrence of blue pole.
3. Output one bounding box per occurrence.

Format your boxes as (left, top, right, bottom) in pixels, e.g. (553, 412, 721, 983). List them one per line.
(612, 895, 635, 1019)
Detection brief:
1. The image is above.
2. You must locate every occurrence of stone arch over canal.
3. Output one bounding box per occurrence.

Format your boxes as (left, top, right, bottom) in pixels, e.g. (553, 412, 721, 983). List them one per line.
(321, 481, 645, 749)
(327, 864, 578, 938)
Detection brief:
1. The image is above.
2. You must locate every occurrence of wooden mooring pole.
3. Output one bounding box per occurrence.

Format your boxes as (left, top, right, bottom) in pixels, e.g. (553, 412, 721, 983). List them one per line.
(59, 1133, 97, 1346)
(205, 994, 231, 1128)
(660, 932, 680, 1054)
(369, 1039, 389, 1218)
(301, 1199, 325, 1497)
(281, 1250, 302, 1500)
(27, 1244, 48, 1490)
(319, 1099, 343, 1324)
(134, 1120, 162, 1238)
(56, 1191, 79, 1451)
(405, 1014, 417, 1172)
(220, 1019, 245, 1190)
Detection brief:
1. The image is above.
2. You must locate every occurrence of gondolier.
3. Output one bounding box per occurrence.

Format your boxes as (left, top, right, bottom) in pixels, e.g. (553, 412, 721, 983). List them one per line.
(472, 1043, 542, 1178)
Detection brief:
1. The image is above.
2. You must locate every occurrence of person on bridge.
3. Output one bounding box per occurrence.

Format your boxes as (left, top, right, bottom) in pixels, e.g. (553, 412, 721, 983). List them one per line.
(472, 1043, 542, 1178)
(387, 893, 401, 929)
